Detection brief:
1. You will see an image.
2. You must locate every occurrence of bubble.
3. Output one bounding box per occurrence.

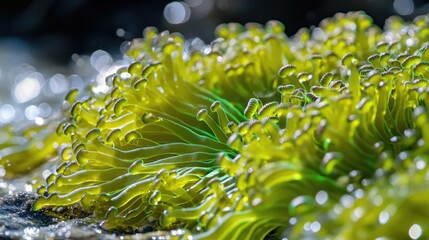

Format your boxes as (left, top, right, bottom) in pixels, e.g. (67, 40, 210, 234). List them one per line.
(164, 2, 191, 25)
(409, 224, 422, 239)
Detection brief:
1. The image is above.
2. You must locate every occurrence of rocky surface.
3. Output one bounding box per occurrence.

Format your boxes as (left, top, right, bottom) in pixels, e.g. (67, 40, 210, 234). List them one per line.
(0, 192, 162, 240)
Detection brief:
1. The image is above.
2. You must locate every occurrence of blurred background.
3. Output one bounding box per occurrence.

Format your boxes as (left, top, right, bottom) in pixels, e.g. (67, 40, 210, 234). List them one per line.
(0, 0, 428, 126)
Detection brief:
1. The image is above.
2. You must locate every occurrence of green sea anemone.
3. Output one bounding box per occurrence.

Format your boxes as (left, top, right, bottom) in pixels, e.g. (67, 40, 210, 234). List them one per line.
(1, 11, 429, 239)
(0, 121, 66, 178)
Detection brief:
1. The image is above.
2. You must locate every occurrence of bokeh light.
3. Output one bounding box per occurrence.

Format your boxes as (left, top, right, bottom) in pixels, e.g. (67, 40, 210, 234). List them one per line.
(394, 0, 415, 16)
(24, 105, 39, 121)
(184, 0, 215, 19)
(49, 74, 68, 94)
(90, 50, 113, 72)
(184, 0, 204, 8)
(13, 74, 42, 103)
(408, 224, 423, 239)
(116, 28, 126, 37)
(0, 104, 16, 124)
(164, 2, 191, 24)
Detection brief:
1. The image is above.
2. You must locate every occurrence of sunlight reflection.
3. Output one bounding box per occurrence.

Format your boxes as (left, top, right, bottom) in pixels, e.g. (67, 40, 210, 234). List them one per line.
(13, 74, 42, 103)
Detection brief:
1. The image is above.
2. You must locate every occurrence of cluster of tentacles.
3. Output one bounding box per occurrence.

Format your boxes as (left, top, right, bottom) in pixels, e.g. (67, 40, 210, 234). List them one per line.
(1, 11, 429, 239)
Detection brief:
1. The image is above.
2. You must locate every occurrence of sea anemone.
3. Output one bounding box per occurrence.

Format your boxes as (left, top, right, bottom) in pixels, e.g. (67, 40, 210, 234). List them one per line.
(0, 11, 428, 239)
(0, 121, 65, 178)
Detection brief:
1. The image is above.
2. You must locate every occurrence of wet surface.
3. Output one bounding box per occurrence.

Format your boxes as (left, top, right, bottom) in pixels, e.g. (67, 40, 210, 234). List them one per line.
(0, 192, 164, 240)
(0, 192, 97, 239)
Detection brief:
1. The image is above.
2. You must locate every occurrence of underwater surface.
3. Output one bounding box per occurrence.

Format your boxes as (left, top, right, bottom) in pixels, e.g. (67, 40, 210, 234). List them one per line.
(2, 11, 429, 239)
